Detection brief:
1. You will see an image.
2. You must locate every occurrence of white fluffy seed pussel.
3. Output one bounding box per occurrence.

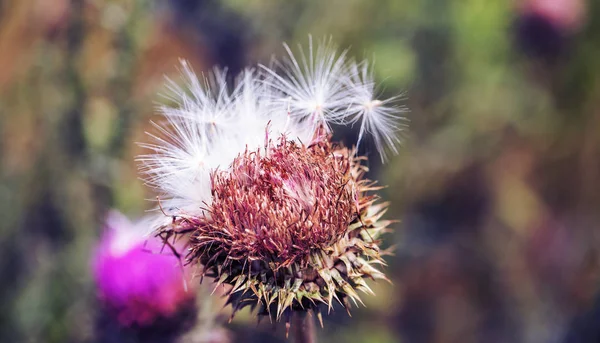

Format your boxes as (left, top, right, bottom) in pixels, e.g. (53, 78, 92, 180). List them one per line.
(137, 36, 407, 215)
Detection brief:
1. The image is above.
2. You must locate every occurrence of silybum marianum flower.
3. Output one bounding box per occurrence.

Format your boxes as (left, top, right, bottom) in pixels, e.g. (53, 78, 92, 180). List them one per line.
(138, 37, 405, 328)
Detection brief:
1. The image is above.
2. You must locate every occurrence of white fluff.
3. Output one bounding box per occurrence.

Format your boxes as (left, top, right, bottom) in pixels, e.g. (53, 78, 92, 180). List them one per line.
(345, 61, 408, 162)
(138, 38, 406, 214)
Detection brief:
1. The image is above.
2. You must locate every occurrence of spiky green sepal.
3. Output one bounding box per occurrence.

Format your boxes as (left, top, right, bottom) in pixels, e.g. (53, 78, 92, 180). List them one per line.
(175, 202, 391, 323)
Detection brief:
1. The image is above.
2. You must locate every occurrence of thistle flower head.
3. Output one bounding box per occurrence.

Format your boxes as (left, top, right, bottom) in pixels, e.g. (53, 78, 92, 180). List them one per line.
(196, 137, 354, 268)
(139, 37, 403, 328)
(93, 211, 194, 326)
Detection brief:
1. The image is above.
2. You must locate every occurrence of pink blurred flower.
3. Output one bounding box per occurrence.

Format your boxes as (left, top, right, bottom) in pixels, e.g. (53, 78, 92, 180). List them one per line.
(93, 211, 194, 326)
(522, 0, 586, 31)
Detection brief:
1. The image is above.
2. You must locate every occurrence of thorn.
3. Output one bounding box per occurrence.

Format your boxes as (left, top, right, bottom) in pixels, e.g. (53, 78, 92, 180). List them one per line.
(256, 315, 264, 327)
(316, 310, 324, 328)
(286, 321, 291, 339)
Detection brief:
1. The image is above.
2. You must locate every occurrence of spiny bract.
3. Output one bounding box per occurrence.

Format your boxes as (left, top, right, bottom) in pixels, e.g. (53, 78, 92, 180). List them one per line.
(139, 36, 405, 327)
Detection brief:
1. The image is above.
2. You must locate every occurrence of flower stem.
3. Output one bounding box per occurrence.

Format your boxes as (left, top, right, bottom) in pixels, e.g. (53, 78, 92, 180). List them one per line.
(292, 312, 317, 343)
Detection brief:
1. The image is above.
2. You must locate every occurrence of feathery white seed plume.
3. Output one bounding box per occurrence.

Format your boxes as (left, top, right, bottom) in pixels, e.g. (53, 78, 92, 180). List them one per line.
(260, 36, 352, 134)
(345, 60, 408, 162)
(138, 38, 406, 213)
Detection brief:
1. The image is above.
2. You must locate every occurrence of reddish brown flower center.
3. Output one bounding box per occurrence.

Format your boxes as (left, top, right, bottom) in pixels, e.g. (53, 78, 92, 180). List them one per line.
(193, 137, 357, 269)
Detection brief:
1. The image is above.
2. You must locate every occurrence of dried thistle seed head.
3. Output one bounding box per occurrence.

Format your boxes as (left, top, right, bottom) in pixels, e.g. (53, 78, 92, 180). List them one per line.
(141, 37, 403, 331)
(160, 133, 392, 324)
(199, 136, 354, 268)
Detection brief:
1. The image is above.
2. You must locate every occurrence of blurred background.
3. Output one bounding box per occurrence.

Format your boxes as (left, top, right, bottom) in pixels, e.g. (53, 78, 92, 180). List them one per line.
(1, 0, 599, 342)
